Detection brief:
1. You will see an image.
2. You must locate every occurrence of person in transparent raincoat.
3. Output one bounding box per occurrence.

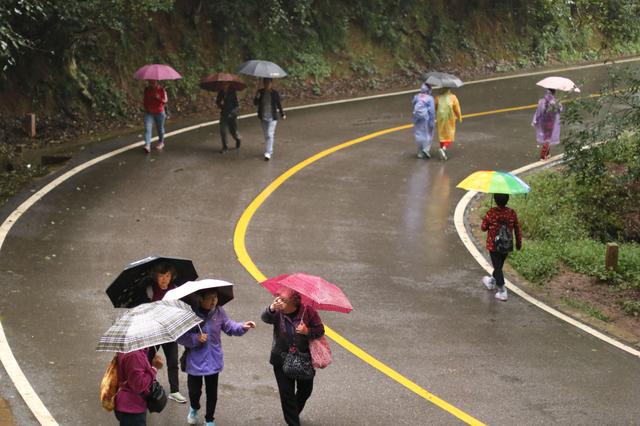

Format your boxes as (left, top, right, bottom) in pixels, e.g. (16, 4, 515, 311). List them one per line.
(412, 83, 436, 159)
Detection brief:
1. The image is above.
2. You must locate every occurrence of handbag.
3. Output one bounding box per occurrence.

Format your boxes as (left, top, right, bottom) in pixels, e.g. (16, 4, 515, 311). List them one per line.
(309, 335, 332, 369)
(99, 355, 118, 411)
(145, 380, 168, 413)
(281, 346, 315, 380)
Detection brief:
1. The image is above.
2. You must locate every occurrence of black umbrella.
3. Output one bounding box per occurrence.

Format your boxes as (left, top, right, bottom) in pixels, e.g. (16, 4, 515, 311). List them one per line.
(106, 256, 198, 308)
(237, 60, 287, 78)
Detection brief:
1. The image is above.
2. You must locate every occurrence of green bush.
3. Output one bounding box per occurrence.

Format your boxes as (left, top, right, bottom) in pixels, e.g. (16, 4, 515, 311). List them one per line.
(508, 240, 560, 284)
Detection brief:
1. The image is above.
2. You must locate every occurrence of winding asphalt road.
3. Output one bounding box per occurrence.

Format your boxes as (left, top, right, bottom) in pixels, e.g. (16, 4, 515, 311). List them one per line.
(1, 61, 640, 425)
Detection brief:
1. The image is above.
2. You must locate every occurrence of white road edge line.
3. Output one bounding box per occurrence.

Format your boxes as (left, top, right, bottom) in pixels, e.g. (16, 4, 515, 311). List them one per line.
(1, 56, 639, 425)
(453, 155, 640, 358)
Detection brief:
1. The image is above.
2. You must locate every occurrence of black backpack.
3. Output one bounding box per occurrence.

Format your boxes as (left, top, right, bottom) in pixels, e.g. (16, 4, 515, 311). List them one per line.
(494, 222, 513, 254)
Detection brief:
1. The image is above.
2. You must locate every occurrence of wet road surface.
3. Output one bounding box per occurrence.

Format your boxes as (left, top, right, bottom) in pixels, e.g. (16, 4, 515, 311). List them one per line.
(1, 62, 639, 425)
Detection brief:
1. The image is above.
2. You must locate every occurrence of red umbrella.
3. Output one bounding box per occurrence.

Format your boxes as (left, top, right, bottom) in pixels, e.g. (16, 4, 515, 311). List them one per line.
(200, 73, 247, 92)
(134, 64, 182, 81)
(260, 273, 353, 313)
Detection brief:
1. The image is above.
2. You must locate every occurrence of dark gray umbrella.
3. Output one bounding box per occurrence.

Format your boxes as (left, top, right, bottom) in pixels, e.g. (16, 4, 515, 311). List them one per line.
(238, 60, 287, 78)
(106, 256, 198, 308)
(424, 72, 464, 88)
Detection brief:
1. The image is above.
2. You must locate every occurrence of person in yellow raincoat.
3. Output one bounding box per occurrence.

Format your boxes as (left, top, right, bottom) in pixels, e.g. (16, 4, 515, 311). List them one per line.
(435, 89, 462, 160)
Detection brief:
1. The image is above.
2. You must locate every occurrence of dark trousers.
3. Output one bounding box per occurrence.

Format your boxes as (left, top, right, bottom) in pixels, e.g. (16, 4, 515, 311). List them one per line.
(115, 410, 146, 426)
(147, 342, 179, 393)
(188, 373, 219, 422)
(273, 365, 314, 426)
(220, 115, 240, 149)
(490, 251, 509, 289)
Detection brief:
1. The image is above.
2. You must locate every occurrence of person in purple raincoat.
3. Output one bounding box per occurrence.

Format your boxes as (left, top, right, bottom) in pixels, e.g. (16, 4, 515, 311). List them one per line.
(177, 289, 256, 426)
(532, 89, 563, 160)
(412, 82, 436, 159)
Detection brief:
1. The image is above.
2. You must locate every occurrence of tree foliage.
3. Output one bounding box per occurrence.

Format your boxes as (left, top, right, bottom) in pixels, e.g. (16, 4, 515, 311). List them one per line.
(563, 67, 640, 241)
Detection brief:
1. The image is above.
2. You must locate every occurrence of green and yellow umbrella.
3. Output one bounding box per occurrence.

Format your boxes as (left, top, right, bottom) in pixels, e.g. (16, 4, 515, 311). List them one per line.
(457, 170, 530, 194)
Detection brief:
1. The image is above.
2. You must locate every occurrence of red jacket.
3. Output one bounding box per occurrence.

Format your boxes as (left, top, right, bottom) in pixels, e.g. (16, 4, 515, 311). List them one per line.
(115, 348, 156, 414)
(481, 206, 522, 252)
(143, 86, 167, 114)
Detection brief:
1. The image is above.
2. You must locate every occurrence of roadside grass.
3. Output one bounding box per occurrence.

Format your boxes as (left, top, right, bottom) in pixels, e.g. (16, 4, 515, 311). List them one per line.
(561, 296, 612, 322)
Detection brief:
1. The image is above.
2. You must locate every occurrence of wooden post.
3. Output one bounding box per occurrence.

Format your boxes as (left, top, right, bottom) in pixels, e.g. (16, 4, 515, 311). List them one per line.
(25, 113, 36, 138)
(605, 243, 619, 271)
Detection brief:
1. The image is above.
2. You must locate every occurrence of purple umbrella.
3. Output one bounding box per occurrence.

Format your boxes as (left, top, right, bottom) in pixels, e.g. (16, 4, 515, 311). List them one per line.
(134, 64, 182, 81)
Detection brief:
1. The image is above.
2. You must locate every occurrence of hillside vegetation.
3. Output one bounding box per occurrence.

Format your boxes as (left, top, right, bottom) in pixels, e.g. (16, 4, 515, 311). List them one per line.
(1, 0, 640, 143)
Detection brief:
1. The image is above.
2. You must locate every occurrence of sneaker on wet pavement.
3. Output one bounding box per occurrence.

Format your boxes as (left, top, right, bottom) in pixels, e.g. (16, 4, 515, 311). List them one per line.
(495, 287, 508, 301)
(439, 148, 448, 160)
(417, 151, 426, 159)
(423, 150, 431, 159)
(169, 391, 187, 403)
(143, 144, 151, 154)
(187, 407, 199, 424)
(482, 276, 496, 290)
(156, 141, 165, 150)
(264, 153, 271, 161)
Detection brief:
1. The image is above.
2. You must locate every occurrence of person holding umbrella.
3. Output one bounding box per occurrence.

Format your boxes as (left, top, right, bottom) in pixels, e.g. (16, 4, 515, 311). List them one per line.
(142, 79, 168, 153)
(97, 299, 203, 425)
(253, 77, 286, 161)
(532, 88, 563, 160)
(261, 287, 325, 426)
(480, 193, 523, 301)
(216, 81, 242, 153)
(173, 282, 256, 426)
(144, 262, 188, 404)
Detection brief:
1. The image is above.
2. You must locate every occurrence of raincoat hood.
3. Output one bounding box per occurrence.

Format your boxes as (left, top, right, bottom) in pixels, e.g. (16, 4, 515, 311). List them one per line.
(420, 83, 432, 94)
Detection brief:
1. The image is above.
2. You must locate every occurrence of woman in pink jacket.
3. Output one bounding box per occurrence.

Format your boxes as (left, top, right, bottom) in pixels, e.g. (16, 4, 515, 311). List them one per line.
(114, 347, 161, 425)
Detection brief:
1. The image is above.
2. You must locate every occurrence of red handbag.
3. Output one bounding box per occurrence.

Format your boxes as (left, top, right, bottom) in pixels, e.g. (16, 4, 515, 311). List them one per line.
(309, 335, 332, 369)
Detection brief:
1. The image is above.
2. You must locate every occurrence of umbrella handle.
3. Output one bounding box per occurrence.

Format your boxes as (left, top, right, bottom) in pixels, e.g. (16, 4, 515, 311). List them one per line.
(197, 324, 203, 334)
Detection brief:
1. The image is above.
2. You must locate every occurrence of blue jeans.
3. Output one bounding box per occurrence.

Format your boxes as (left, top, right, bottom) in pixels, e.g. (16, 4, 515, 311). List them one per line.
(144, 112, 166, 146)
(261, 119, 278, 155)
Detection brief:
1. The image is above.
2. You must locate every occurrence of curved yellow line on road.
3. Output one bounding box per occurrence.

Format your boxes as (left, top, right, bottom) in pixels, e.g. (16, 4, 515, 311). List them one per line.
(234, 104, 539, 425)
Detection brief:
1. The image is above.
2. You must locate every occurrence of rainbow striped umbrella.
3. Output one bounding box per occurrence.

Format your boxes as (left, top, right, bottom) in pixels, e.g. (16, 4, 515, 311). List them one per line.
(457, 170, 530, 194)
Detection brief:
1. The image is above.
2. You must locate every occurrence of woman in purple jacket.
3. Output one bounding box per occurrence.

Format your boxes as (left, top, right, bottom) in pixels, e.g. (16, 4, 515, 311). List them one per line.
(177, 289, 255, 426)
(261, 288, 324, 426)
(114, 347, 161, 425)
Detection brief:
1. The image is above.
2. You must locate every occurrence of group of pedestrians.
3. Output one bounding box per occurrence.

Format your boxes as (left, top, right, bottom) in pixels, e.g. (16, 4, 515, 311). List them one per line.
(411, 77, 563, 302)
(411, 83, 463, 161)
(112, 264, 323, 426)
(142, 77, 285, 161)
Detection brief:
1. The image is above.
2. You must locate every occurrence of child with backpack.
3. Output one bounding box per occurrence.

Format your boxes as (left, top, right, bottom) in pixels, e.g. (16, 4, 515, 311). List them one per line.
(480, 193, 522, 301)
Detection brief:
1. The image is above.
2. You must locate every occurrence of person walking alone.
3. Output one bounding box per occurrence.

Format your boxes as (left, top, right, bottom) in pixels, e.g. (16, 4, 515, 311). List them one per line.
(253, 78, 285, 161)
(142, 80, 168, 153)
(216, 81, 241, 153)
(261, 288, 325, 426)
(412, 83, 436, 159)
(532, 88, 563, 160)
(435, 88, 462, 160)
(481, 193, 522, 301)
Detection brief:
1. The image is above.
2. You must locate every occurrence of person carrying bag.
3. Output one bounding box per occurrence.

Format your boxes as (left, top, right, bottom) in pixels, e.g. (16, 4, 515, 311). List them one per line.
(261, 288, 324, 426)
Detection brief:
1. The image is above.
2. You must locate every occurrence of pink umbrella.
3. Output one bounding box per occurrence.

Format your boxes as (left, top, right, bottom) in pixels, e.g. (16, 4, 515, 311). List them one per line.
(133, 64, 182, 81)
(260, 273, 353, 313)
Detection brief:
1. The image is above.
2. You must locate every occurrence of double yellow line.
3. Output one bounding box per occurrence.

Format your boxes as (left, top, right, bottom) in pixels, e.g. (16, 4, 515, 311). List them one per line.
(234, 104, 539, 425)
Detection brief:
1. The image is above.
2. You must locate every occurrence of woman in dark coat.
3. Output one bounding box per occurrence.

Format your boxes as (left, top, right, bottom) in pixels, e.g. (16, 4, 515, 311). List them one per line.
(261, 288, 324, 426)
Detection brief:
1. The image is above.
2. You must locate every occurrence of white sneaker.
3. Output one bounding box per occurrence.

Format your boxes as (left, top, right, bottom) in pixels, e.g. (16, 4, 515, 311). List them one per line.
(169, 391, 187, 403)
(264, 152, 271, 161)
(187, 407, 199, 424)
(482, 276, 496, 290)
(495, 288, 508, 301)
(417, 151, 426, 159)
(423, 150, 431, 159)
(439, 148, 448, 160)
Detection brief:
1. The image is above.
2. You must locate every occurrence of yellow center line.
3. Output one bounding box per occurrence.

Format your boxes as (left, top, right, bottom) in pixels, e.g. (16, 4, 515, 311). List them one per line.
(233, 103, 540, 425)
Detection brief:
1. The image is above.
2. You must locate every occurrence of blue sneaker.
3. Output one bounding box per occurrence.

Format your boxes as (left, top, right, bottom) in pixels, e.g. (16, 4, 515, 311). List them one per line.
(206, 422, 216, 426)
(187, 407, 199, 425)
